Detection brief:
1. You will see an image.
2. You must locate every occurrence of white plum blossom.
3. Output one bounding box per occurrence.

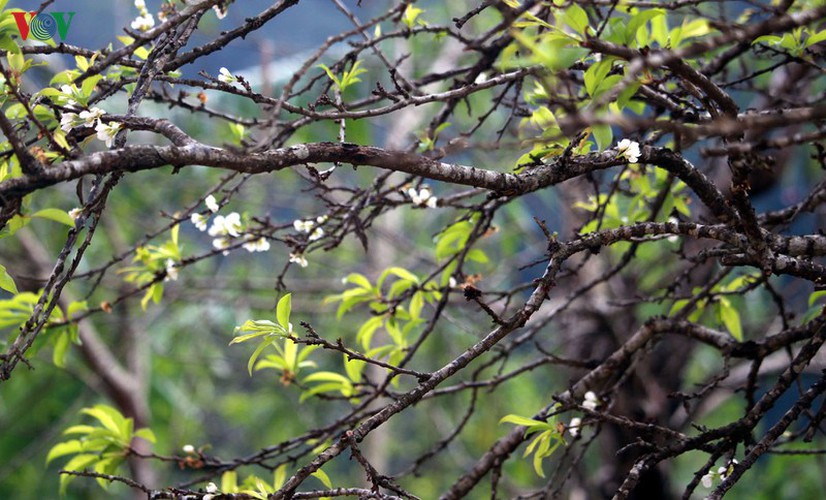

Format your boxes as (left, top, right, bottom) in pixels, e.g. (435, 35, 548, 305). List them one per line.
(718, 459, 737, 481)
(60, 84, 80, 106)
(60, 112, 81, 132)
(212, 237, 231, 255)
(132, 0, 154, 31)
(568, 417, 582, 437)
(182, 444, 195, 454)
(205, 482, 218, 494)
(407, 186, 438, 208)
(218, 67, 236, 84)
(131, 13, 155, 31)
(68, 208, 83, 221)
(79, 107, 106, 126)
(616, 139, 641, 164)
(213, 4, 228, 19)
(205, 194, 220, 213)
(203, 496, 215, 500)
(61, 107, 106, 132)
(95, 121, 122, 148)
(208, 212, 242, 238)
(190, 213, 209, 232)
(293, 219, 315, 233)
(309, 227, 324, 241)
(164, 259, 178, 282)
(316, 215, 328, 224)
(289, 252, 308, 267)
(582, 391, 599, 411)
(701, 459, 738, 488)
(243, 236, 271, 253)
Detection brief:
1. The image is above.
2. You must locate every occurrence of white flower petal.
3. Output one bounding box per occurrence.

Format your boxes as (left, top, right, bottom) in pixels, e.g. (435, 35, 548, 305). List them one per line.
(309, 227, 324, 241)
(205, 195, 219, 213)
(190, 213, 209, 232)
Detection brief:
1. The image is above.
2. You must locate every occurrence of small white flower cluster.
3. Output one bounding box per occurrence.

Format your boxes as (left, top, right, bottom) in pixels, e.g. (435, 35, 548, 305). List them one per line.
(616, 139, 641, 164)
(190, 195, 270, 255)
(582, 391, 600, 411)
(289, 252, 308, 268)
(293, 215, 327, 241)
(567, 417, 582, 437)
(182, 444, 195, 454)
(95, 121, 122, 148)
(218, 67, 236, 84)
(164, 258, 178, 282)
(293, 215, 326, 242)
(203, 481, 219, 500)
(60, 103, 122, 148)
(59, 84, 81, 106)
(701, 459, 738, 488)
(407, 185, 438, 208)
(567, 391, 601, 438)
(131, 0, 155, 32)
(213, 2, 229, 19)
(59, 106, 104, 131)
(68, 207, 83, 221)
(288, 215, 327, 268)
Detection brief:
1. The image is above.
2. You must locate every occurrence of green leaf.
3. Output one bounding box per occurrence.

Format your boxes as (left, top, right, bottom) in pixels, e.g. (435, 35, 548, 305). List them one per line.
(276, 293, 292, 331)
(31, 208, 75, 227)
(134, 428, 156, 443)
(409, 292, 424, 321)
(0, 264, 18, 294)
(273, 464, 287, 490)
(59, 454, 99, 493)
(81, 405, 125, 437)
(719, 298, 742, 341)
(499, 414, 550, 430)
(466, 248, 489, 263)
(46, 440, 83, 464)
(81, 74, 104, 97)
(343, 273, 373, 291)
(356, 315, 383, 350)
(625, 9, 665, 45)
(312, 469, 333, 489)
(809, 290, 826, 307)
(52, 330, 70, 368)
(378, 266, 419, 288)
(591, 124, 613, 151)
(247, 340, 273, 376)
(561, 3, 589, 37)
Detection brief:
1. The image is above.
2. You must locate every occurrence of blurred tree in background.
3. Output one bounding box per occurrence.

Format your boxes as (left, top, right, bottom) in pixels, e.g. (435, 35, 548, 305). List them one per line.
(1, 0, 826, 498)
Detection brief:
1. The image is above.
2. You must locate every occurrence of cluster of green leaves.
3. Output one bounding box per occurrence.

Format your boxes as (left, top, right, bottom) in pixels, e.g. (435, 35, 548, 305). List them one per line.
(0, 291, 87, 367)
(574, 163, 691, 235)
(0, 155, 76, 237)
(670, 273, 761, 341)
(499, 411, 567, 478)
(46, 405, 156, 494)
(215, 463, 332, 499)
(118, 224, 182, 310)
(232, 293, 363, 403)
(231, 293, 297, 373)
(754, 26, 826, 59)
(504, 2, 711, 164)
(326, 266, 441, 366)
(434, 217, 489, 285)
(318, 60, 367, 94)
(402, 4, 426, 29)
